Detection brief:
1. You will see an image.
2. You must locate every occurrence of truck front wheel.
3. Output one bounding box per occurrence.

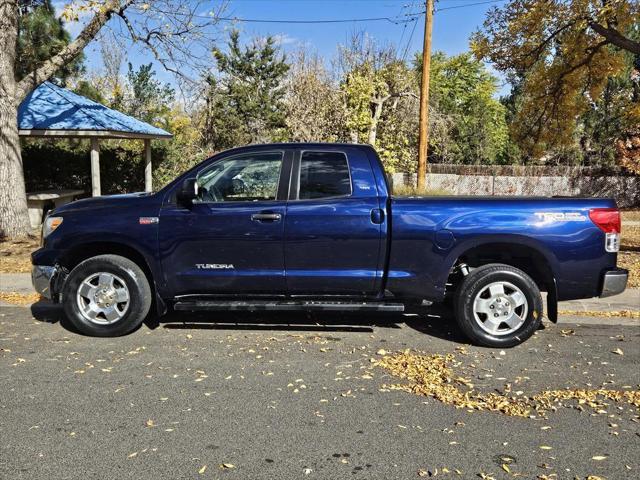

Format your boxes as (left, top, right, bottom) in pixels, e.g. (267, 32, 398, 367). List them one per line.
(62, 255, 152, 337)
(454, 263, 542, 348)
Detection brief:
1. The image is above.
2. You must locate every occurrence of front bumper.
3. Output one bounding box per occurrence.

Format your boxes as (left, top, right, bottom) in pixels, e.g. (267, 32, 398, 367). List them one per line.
(31, 265, 58, 300)
(600, 268, 628, 298)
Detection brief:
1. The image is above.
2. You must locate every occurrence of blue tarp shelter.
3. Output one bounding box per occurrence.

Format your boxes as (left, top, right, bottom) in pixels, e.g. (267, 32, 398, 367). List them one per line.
(18, 81, 172, 196)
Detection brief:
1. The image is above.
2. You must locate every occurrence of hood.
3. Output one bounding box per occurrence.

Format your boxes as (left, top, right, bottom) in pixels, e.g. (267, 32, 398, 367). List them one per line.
(52, 192, 157, 214)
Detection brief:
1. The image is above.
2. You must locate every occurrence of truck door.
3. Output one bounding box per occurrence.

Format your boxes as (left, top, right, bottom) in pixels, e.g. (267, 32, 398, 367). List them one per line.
(159, 150, 291, 296)
(284, 147, 385, 296)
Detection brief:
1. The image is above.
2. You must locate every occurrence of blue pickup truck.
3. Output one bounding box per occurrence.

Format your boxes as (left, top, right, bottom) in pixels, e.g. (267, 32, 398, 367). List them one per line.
(32, 143, 628, 347)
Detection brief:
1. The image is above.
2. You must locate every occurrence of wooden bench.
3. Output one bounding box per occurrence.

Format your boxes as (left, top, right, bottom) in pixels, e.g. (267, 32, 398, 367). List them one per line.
(27, 189, 85, 228)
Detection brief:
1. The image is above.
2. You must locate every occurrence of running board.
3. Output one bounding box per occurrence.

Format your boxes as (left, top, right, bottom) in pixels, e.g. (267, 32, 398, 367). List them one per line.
(173, 300, 405, 312)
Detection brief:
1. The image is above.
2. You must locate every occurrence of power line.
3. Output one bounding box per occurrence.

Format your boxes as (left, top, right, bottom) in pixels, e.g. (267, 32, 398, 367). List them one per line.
(435, 0, 506, 11)
(204, 14, 421, 24)
(185, 0, 506, 27)
(397, 17, 408, 52)
(401, 16, 419, 62)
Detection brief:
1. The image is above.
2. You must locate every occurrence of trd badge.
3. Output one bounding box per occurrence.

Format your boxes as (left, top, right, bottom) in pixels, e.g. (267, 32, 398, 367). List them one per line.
(534, 212, 587, 223)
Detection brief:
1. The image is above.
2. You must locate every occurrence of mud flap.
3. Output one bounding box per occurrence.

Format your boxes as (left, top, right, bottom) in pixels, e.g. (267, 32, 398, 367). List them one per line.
(546, 278, 558, 323)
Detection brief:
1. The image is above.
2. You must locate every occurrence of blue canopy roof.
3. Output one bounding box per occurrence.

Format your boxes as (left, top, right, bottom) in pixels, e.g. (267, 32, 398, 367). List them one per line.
(18, 82, 172, 139)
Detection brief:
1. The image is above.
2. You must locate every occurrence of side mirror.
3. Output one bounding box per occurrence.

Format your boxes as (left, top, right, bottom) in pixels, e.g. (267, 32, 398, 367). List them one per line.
(176, 178, 198, 207)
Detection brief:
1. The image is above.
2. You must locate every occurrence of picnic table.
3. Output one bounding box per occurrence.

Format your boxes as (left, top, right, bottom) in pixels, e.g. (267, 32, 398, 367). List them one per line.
(26, 189, 84, 228)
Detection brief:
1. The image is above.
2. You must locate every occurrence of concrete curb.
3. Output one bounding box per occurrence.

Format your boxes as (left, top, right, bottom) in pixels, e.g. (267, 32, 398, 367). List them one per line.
(0, 273, 33, 294)
(555, 290, 640, 313)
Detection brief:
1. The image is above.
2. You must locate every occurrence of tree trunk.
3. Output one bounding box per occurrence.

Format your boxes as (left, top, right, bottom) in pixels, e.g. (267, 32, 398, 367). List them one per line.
(0, 0, 31, 238)
(0, 97, 30, 238)
(368, 99, 385, 146)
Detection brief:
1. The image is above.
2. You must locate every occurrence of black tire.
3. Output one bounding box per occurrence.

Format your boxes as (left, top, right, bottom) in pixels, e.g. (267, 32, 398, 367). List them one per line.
(63, 254, 152, 337)
(453, 263, 542, 348)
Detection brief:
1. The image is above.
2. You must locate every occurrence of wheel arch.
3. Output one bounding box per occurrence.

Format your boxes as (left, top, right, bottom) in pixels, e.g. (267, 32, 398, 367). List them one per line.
(442, 236, 558, 321)
(59, 241, 166, 316)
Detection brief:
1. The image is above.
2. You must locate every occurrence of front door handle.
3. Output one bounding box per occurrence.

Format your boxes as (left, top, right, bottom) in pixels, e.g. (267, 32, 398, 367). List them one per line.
(370, 208, 384, 224)
(251, 212, 282, 222)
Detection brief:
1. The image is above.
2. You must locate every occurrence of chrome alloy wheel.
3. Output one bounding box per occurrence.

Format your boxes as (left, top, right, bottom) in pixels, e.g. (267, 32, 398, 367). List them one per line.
(76, 272, 130, 324)
(472, 281, 528, 336)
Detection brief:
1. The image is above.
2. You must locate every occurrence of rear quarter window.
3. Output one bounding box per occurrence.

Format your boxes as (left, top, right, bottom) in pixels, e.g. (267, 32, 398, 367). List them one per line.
(298, 151, 351, 200)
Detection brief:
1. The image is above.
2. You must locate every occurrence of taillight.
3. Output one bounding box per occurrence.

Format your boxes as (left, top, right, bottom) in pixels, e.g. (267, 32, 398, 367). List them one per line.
(589, 208, 620, 252)
(589, 208, 620, 233)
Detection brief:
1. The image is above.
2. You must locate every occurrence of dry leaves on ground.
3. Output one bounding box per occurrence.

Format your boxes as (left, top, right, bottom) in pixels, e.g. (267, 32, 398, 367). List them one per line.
(621, 209, 640, 223)
(0, 292, 41, 306)
(558, 310, 640, 319)
(621, 225, 640, 250)
(618, 252, 640, 288)
(375, 351, 640, 418)
(0, 237, 39, 273)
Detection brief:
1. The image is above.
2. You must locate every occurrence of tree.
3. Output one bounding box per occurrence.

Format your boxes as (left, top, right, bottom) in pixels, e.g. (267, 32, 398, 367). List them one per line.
(203, 30, 290, 150)
(73, 79, 105, 103)
(472, 0, 640, 158)
(339, 33, 417, 147)
(283, 49, 348, 142)
(126, 63, 174, 125)
(0, 0, 224, 238)
(97, 31, 126, 110)
(581, 48, 639, 165)
(16, 0, 84, 84)
(414, 51, 509, 165)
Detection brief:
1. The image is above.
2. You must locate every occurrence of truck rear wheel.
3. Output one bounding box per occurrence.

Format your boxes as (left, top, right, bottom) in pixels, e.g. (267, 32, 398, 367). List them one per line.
(454, 263, 542, 348)
(63, 254, 152, 337)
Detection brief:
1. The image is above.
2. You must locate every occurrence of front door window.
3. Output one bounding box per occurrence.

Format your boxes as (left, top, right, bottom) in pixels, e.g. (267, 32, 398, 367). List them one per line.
(196, 152, 283, 203)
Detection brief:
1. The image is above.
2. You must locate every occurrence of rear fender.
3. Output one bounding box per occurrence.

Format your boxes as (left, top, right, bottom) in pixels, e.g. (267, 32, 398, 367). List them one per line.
(440, 234, 558, 295)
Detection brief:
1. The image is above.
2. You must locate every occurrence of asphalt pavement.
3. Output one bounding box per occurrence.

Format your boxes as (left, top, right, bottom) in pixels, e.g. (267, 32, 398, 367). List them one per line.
(1, 303, 638, 479)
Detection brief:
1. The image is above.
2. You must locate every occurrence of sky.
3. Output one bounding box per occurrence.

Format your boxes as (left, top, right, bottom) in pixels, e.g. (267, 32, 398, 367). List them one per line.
(65, 0, 509, 94)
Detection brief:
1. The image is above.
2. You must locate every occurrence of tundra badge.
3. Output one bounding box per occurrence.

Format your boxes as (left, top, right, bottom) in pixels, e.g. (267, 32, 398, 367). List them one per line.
(195, 264, 235, 270)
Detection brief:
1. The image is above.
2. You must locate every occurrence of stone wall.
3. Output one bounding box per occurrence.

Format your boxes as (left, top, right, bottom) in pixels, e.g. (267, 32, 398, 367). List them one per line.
(391, 167, 640, 207)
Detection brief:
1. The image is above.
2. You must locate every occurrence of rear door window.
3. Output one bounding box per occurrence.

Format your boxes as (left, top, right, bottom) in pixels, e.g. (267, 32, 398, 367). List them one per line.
(298, 151, 351, 200)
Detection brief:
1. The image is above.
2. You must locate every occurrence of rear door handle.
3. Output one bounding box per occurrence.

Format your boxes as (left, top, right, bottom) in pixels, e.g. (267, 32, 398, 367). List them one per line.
(251, 212, 282, 222)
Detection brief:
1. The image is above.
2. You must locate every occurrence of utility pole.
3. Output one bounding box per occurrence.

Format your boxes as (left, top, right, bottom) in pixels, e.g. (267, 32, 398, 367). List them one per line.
(417, 0, 434, 191)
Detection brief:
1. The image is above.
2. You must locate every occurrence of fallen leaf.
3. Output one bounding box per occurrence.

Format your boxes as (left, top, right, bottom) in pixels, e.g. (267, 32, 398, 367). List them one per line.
(220, 463, 235, 469)
(591, 455, 608, 461)
(375, 350, 640, 417)
(198, 465, 207, 474)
